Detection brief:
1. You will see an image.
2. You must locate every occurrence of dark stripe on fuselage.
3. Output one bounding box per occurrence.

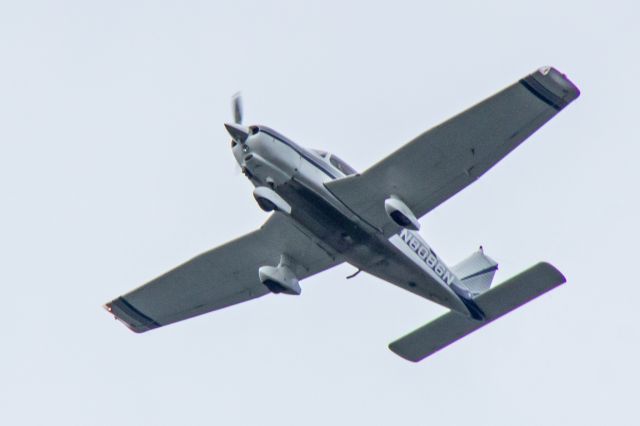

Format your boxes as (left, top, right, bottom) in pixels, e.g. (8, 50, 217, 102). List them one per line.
(257, 126, 341, 179)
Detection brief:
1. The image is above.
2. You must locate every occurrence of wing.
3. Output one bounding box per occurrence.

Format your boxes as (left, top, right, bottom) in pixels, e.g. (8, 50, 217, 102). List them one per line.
(326, 66, 580, 236)
(105, 213, 342, 332)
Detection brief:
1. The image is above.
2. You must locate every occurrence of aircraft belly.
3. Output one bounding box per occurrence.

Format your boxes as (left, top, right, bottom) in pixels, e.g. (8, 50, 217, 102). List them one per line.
(275, 179, 467, 313)
(276, 178, 369, 255)
(350, 243, 468, 313)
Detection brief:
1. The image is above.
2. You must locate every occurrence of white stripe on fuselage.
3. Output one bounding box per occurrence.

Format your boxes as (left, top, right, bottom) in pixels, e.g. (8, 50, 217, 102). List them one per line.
(389, 229, 456, 286)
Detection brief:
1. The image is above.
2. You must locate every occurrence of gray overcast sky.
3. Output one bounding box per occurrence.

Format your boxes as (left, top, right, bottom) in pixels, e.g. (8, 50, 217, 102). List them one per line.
(1, 1, 638, 424)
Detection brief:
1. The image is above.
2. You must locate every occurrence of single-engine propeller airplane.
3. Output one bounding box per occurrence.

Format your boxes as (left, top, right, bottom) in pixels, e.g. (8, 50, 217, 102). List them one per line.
(105, 66, 579, 361)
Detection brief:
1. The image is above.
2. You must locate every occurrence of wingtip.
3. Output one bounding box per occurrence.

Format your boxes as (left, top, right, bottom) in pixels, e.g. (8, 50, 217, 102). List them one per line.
(541, 66, 580, 102)
(388, 342, 422, 363)
(520, 66, 580, 110)
(104, 297, 160, 333)
(536, 261, 567, 285)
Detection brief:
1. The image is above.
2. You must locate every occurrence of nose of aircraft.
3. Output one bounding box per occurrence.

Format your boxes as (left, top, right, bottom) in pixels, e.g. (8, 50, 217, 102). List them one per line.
(224, 122, 250, 144)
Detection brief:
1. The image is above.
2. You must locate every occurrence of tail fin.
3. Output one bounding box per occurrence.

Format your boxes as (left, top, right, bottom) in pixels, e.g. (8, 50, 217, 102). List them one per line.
(452, 248, 498, 296)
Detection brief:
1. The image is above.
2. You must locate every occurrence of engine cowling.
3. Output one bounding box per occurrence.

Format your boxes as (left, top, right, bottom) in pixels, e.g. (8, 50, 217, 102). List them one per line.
(258, 256, 301, 295)
(384, 196, 420, 231)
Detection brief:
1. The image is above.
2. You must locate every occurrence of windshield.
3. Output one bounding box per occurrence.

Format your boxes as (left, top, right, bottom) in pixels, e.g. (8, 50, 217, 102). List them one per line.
(329, 155, 357, 176)
(311, 149, 328, 158)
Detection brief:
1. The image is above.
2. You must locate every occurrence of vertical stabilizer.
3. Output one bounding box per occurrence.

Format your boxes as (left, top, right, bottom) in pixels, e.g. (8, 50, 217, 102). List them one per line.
(452, 248, 498, 296)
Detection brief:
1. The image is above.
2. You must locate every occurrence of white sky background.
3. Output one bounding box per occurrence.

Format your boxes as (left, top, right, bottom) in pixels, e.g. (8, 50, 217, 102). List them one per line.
(1, 0, 638, 424)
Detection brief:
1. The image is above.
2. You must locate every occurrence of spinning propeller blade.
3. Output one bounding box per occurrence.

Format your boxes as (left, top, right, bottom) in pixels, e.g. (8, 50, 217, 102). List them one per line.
(232, 92, 243, 125)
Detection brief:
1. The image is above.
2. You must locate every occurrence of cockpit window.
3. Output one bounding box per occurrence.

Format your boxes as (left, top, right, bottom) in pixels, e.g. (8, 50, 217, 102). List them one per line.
(329, 155, 357, 175)
(311, 149, 328, 158)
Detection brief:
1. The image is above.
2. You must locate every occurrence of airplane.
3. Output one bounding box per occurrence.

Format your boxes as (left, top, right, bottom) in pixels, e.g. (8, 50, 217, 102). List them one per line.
(105, 66, 579, 362)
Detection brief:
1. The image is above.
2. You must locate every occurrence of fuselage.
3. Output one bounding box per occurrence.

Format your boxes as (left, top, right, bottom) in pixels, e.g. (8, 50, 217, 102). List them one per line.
(232, 125, 473, 314)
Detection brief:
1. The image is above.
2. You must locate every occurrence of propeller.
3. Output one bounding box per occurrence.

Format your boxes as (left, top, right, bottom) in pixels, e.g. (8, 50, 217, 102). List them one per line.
(232, 92, 243, 125)
(225, 92, 250, 144)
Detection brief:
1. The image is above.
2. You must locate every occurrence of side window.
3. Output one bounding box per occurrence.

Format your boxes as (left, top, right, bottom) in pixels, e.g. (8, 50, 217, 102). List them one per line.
(329, 155, 357, 176)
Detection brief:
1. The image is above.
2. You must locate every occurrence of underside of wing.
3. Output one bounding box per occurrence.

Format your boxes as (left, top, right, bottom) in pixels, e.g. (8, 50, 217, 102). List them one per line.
(105, 213, 342, 332)
(326, 66, 580, 236)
